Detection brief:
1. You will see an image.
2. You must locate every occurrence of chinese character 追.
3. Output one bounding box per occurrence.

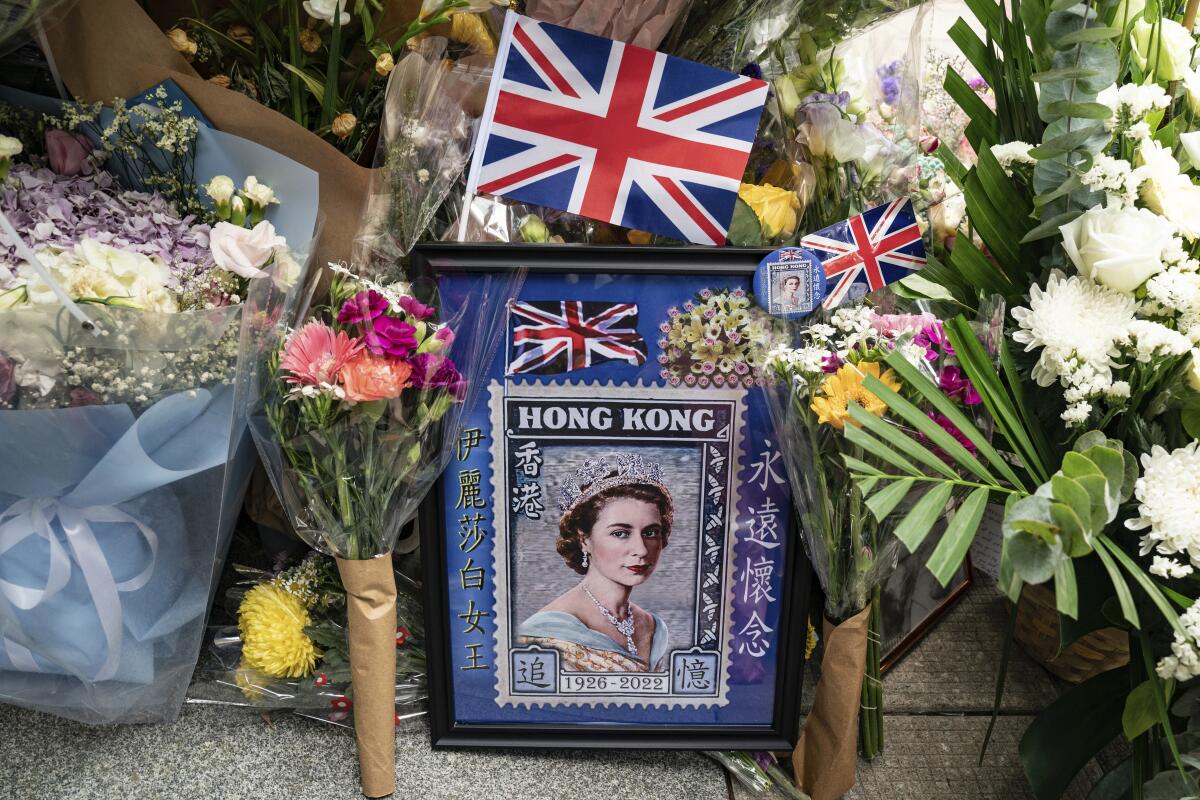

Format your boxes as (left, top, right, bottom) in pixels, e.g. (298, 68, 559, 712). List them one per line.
(511, 481, 545, 520)
(748, 443, 785, 491)
(458, 512, 487, 553)
(460, 557, 485, 590)
(462, 643, 488, 670)
(741, 557, 776, 604)
(458, 428, 484, 461)
(457, 599, 490, 634)
(455, 469, 486, 509)
(514, 653, 554, 690)
(513, 441, 543, 478)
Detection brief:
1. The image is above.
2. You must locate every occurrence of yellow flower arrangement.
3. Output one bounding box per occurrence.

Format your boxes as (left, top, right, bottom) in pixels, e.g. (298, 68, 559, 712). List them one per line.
(811, 362, 900, 429)
(737, 183, 801, 238)
(238, 583, 321, 679)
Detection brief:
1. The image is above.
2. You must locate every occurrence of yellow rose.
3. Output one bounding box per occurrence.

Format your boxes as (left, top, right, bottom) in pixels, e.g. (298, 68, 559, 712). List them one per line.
(738, 183, 801, 238)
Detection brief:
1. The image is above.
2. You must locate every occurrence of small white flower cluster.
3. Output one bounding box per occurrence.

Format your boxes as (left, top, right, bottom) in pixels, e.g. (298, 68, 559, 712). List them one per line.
(288, 381, 346, 400)
(327, 263, 413, 314)
(990, 141, 1036, 176)
(1129, 441, 1200, 574)
(1080, 154, 1143, 208)
(1157, 601, 1200, 681)
(1097, 82, 1171, 132)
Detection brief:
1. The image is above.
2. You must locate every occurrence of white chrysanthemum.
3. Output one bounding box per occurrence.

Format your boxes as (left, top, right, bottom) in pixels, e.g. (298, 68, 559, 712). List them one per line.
(1157, 602, 1200, 681)
(1150, 556, 1194, 579)
(990, 141, 1036, 176)
(1011, 271, 1138, 387)
(1128, 442, 1200, 570)
(1080, 154, 1143, 207)
(1122, 319, 1192, 361)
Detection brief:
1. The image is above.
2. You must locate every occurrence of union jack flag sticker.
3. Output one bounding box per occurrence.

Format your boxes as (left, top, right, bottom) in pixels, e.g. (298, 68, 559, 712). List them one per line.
(507, 300, 647, 375)
(465, 12, 768, 246)
(800, 199, 927, 309)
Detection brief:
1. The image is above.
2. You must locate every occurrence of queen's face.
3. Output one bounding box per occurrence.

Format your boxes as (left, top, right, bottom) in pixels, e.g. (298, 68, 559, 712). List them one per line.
(583, 497, 664, 588)
(782, 276, 800, 295)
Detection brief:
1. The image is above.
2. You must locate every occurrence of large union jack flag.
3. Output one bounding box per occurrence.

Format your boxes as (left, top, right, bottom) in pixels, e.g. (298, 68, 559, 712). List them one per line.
(508, 300, 647, 375)
(800, 199, 927, 309)
(465, 12, 768, 245)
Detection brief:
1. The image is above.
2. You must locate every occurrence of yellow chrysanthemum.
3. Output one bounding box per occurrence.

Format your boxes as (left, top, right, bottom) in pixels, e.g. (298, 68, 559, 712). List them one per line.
(811, 362, 900, 429)
(238, 584, 321, 679)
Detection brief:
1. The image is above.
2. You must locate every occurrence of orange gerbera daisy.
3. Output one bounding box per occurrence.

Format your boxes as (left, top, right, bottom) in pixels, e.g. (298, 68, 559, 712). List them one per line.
(811, 362, 901, 429)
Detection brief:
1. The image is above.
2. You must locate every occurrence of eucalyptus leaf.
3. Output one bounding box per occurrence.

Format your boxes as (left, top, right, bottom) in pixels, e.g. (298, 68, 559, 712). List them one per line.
(1052, 26, 1120, 47)
(1020, 209, 1082, 243)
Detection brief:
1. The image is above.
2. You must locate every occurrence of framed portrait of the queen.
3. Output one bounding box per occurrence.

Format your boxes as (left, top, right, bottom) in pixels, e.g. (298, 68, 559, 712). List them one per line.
(415, 244, 811, 749)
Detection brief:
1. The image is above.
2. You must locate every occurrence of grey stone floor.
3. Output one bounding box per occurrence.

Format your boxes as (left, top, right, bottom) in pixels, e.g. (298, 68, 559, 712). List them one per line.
(0, 583, 1117, 800)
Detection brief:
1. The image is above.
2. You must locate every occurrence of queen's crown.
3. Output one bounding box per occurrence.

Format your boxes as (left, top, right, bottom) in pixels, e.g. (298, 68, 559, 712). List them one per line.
(558, 452, 667, 515)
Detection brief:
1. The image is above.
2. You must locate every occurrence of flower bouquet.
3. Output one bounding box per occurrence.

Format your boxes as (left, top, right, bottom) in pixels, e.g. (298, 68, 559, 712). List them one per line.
(822, 0, 1200, 795)
(761, 299, 993, 795)
(190, 551, 428, 729)
(243, 259, 520, 795)
(0, 86, 317, 724)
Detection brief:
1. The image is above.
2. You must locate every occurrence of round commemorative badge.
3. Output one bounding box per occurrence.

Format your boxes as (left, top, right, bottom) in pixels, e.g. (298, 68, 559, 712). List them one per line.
(753, 247, 826, 319)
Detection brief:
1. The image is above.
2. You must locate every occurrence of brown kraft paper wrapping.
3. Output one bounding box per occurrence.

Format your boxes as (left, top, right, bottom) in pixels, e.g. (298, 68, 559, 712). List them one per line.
(792, 606, 870, 800)
(337, 557, 398, 799)
(40, 0, 372, 273)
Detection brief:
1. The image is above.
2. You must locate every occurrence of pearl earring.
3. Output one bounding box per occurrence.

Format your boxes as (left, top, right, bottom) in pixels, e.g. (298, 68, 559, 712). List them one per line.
(582, 551, 589, 568)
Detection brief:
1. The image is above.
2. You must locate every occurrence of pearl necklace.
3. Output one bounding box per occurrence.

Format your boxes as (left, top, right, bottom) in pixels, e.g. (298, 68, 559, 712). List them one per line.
(582, 584, 637, 656)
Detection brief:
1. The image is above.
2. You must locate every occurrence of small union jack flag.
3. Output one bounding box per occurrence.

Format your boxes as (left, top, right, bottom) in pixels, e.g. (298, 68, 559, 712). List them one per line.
(508, 300, 647, 375)
(800, 199, 927, 309)
(465, 12, 768, 245)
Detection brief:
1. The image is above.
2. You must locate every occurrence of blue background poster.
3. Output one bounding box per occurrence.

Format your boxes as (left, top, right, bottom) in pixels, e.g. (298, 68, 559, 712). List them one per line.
(435, 263, 795, 727)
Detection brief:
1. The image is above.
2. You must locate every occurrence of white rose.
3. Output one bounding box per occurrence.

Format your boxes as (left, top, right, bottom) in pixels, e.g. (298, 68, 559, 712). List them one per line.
(1138, 139, 1200, 240)
(0, 135, 21, 159)
(241, 175, 278, 208)
(210, 221, 285, 278)
(1131, 18, 1196, 82)
(1190, 349, 1200, 392)
(1059, 205, 1175, 293)
(302, 0, 349, 25)
(205, 175, 235, 205)
(1183, 68, 1200, 115)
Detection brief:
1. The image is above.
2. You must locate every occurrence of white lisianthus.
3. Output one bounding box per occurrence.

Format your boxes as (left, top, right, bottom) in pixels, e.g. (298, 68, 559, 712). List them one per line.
(990, 141, 1036, 176)
(0, 134, 21, 158)
(241, 175, 278, 208)
(1137, 139, 1200, 239)
(204, 175, 235, 205)
(302, 0, 349, 25)
(1059, 205, 1175, 292)
(1131, 17, 1197, 82)
(798, 102, 865, 163)
(1181, 131, 1200, 170)
(1096, 82, 1171, 129)
(210, 221, 285, 278)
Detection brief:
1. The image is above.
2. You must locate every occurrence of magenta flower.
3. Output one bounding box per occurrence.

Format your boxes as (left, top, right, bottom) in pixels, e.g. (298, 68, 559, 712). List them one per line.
(410, 353, 466, 399)
(939, 365, 981, 405)
(821, 352, 843, 373)
(919, 411, 978, 461)
(397, 295, 435, 320)
(914, 323, 954, 359)
(363, 315, 418, 359)
(337, 290, 388, 326)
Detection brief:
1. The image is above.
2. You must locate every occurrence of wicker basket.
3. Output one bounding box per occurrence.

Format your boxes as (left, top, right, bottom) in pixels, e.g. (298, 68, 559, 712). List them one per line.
(1012, 583, 1129, 684)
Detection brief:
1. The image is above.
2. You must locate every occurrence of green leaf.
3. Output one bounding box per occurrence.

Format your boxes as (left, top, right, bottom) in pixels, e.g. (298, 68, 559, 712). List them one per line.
(1122, 679, 1161, 742)
(1040, 100, 1113, 119)
(1020, 209, 1082, 243)
(1033, 173, 1084, 207)
(726, 197, 763, 246)
(843, 455, 885, 476)
(948, 236, 1015, 295)
(1082, 445, 1125, 502)
(1020, 666, 1129, 800)
(864, 477, 916, 522)
(927, 486, 990, 585)
(1182, 395, 1200, 440)
(1049, 0, 1083, 12)
(1051, 501, 1090, 557)
(1100, 537, 1184, 638)
(1085, 758, 1132, 800)
(1052, 25, 1120, 47)
(1062, 450, 1104, 481)
(946, 68, 1001, 144)
(280, 61, 326, 101)
(1055, 557, 1079, 619)
(858, 476, 880, 496)
(894, 482, 954, 552)
(842, 415, 923, 476)
(1052, 474, 1093, 533)
(1093, 539, 1140, 628)
(964, 172, 1023, 268)
(847, 402, 960, 479)
(1029, 123, 1106, 159)
(1031, 66, 1100, 82)
(947, 18, 997, 89)
(1060, 554, 1119, 652)
(936, 141, 968, 188)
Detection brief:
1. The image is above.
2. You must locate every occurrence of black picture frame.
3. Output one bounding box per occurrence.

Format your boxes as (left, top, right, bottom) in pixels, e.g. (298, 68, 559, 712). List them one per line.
(413, 243, 812, 750)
